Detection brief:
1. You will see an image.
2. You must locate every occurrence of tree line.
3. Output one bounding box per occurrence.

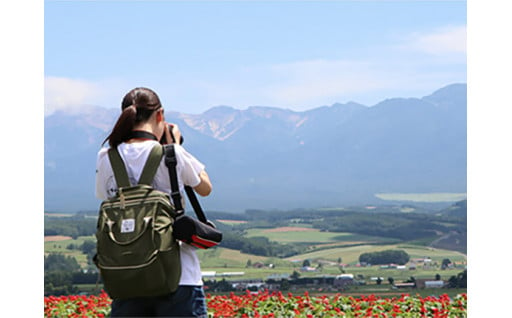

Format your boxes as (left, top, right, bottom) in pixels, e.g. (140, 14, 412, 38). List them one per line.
(44, 253, 98, 296)
(44, 215, 97, 239)
(359, 249, 410, 265)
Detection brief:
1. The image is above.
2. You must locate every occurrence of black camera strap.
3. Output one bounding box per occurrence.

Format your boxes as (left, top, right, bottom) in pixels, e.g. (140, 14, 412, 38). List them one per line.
(164, 144, 207, 223)
(184, 185, 207, 223)
(130, 130, 159, 141)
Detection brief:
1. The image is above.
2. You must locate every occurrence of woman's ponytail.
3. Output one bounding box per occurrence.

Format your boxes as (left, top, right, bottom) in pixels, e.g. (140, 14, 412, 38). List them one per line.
(102, 105, 137, 148)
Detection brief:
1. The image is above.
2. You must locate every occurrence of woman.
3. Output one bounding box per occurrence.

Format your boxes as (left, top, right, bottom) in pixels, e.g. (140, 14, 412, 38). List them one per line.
(95, 87, 212, 317)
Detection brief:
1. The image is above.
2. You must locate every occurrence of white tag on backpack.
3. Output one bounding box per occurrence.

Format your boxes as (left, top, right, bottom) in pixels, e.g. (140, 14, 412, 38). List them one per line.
(121, 219, 135, 233)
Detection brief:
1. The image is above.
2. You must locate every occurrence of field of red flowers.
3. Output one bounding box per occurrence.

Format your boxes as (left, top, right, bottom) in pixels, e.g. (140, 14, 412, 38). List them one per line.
(44, 290, 467, 317)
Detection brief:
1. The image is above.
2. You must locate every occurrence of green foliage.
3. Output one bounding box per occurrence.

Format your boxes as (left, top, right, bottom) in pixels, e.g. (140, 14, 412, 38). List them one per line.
(448, 270, 467, 288)
(220, 231, 306, 257)
(359, 249, 410, 265)
(211, 205, 466, 246)
(44, 253, 82, 296)
(44, 215, 97, 238)
(45, 253, 81, 272)
(311, 212, 463, 241)
(442, 258, 452, 269)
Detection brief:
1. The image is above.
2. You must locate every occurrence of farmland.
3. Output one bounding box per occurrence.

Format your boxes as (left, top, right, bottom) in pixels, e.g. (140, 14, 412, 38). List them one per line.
(44, 200, 467, 296)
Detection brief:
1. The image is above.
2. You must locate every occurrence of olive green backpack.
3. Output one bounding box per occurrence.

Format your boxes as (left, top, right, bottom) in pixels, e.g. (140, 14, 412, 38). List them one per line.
(94, 144, 181, 300)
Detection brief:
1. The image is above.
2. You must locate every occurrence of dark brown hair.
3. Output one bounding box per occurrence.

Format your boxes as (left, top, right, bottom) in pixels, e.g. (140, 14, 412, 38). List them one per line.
(103, 87, 162, 147)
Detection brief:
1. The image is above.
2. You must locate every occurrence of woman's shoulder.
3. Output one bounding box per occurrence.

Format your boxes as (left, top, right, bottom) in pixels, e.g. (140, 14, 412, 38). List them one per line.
(97, 146, 110, 160)
(169, 144, 200, 161)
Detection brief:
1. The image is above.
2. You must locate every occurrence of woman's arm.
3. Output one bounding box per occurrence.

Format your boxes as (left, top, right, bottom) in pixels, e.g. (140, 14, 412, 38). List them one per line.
(194, 170, 212, 196)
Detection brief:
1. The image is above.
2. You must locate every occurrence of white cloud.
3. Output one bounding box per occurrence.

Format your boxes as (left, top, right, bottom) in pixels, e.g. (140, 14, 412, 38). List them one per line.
(405, 25, 467, 55)
(44, 76, 129, 116)
(263, 59, 389, 106)
(45, 77, 99, 115)
(180, 51, 465, 112)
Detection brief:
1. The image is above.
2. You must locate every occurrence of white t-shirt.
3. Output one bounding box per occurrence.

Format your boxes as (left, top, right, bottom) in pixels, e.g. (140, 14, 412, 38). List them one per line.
(95, 140, 205, 286)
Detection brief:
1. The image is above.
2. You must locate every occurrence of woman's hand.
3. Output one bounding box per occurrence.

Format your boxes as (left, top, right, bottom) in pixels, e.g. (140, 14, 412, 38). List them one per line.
(163, 123, 183, 144)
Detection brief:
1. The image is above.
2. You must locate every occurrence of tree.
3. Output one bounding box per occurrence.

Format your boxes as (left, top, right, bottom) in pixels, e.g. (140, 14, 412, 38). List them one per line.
(81, 240, 96, 254)
(45, 253, 80, 272)
(435, 273, 441, 281)
(457, 270, 467, 288)
(280, 279, 290, 291)
(388, 277, 394, 285)
(441, 258, 452, 270)
(291, 271, 301, 280)
(44, 253, 81, 296)
(448, 270, 467, 288)
(359, 250, 410, 265)
(302, 259, 311, 267)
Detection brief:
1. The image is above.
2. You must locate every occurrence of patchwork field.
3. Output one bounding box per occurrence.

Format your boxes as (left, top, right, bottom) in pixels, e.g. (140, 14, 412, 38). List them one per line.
(284, 244, 467, 264)
(44, 235, 95, 267)
(45, 203, 467, 289)
(245, 227, 397, 245)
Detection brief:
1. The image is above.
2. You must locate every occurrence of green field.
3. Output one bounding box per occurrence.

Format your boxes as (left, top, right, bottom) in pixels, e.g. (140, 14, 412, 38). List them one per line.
(44, 235, 95, 268)
(45, 208, 467, 292)
(197, 247, 465, 284)
(245, 227, 397, 245)
(45, 230, 466, 282)
(281, 244, 467, 264)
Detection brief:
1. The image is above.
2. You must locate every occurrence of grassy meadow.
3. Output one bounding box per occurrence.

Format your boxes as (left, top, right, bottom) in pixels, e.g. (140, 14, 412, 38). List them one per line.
(45, 205, 467, 295)
(44, 235, 95, 268)
(196, 220, 466, 284)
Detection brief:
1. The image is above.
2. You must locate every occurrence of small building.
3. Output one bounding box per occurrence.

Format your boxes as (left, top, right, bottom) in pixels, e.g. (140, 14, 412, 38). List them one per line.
(300, 266, 317, 272)
(333, 274, 354, 288)
(201, 271, 216, 279)
(425, 281, 445, 288)
(416, 279, 446, 289)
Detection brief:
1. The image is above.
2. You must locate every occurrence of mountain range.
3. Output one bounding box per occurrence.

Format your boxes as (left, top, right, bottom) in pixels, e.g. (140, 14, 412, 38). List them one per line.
(44, 83, 467, 213)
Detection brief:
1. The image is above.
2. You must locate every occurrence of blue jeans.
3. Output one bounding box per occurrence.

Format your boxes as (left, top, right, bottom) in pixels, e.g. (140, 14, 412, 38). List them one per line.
(110, 285, 207, 317)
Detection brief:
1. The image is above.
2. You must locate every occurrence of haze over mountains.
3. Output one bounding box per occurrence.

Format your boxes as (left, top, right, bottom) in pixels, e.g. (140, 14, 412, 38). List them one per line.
(44, 83, 467, 213)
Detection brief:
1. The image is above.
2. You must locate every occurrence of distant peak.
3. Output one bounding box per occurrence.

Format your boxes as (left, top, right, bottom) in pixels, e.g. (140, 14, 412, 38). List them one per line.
(428, 83, 467, 97)
(203, 105, 238, 115)
(422, 83, 467, 106)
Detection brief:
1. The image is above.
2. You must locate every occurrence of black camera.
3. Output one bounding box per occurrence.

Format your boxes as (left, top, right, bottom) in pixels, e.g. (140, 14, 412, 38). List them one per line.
(160, 124, 184, 145)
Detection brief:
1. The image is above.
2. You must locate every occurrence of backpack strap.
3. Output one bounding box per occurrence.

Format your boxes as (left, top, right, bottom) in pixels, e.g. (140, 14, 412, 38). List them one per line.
(138, 145, 164, 185)
(108, 147, 130, 188)
(108, 144, 163, 188)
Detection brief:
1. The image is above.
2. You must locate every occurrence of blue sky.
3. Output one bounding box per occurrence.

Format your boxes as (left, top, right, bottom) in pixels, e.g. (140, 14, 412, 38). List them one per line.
(44, 0, 467, 115)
